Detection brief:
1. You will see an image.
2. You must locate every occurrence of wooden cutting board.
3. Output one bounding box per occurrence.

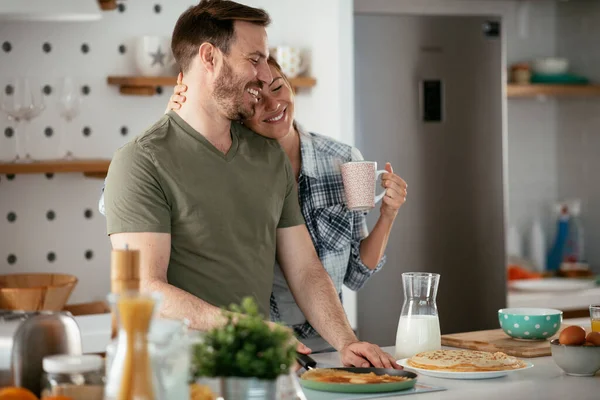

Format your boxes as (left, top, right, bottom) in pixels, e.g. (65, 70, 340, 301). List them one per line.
(441, 325, 570, 358)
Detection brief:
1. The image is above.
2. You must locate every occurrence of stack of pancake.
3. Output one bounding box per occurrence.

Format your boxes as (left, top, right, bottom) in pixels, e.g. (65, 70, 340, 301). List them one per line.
(407, 349, 527, 372)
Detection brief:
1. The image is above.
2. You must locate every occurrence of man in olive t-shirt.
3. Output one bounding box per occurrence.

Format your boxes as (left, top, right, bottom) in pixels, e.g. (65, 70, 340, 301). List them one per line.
(102, 1, 399, 369)
(105, 111, 303, 315)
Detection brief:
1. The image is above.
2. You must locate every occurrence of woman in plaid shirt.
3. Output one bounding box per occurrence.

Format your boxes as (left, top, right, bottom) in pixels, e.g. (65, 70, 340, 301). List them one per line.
(166, 57, 407, 352)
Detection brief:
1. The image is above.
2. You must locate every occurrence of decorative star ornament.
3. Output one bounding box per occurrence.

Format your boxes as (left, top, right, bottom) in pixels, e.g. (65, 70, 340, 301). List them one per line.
(149, 46, 166, 67)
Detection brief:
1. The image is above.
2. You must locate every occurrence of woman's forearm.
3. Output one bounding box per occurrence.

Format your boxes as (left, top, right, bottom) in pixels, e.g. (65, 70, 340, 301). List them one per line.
(359, 213, 397, 269)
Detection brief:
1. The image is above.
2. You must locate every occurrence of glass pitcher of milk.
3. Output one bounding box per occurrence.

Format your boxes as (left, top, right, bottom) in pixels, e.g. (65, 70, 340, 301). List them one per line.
(395, 272, 441, 360)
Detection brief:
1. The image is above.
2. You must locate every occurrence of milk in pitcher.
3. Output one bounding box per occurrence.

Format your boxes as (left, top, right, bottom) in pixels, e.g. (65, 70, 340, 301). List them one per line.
(395, 315, 441, 360)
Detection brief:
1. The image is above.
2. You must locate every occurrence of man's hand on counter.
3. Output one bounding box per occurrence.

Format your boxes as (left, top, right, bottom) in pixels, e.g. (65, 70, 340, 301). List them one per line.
(340, 341, 403, 369)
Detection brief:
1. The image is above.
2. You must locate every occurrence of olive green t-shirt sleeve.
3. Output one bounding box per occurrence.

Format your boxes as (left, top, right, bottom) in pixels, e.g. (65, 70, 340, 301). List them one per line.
(277, 156, 305, 229)
(104, 142, 171, 234)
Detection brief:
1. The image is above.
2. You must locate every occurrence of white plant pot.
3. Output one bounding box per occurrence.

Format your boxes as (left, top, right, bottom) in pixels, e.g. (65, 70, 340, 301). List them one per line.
(196, 377, 278, 400)
(221, 377, 277, 400)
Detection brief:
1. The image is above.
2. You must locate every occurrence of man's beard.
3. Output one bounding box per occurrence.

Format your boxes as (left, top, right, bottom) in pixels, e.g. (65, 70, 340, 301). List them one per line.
(213, 60, 258, 121)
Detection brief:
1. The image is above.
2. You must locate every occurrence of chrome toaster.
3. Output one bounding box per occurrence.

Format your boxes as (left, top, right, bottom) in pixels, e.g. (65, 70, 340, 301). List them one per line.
(0, 310, 82, 396)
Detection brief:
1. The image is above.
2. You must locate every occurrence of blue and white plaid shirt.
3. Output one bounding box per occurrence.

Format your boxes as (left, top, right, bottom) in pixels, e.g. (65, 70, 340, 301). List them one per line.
(270, 123, 385, 347)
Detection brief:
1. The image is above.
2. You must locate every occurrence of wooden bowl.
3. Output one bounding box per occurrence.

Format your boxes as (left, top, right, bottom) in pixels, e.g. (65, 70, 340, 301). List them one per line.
(0, 273, 78, 311)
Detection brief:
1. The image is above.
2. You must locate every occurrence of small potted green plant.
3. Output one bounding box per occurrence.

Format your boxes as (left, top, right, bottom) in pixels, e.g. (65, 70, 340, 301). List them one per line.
(191, 297, 297, 400)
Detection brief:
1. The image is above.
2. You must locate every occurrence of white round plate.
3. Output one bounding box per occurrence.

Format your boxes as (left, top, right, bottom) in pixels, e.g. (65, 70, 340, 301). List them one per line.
(509, 278, 596, 292)
(397, 359, 534, 380)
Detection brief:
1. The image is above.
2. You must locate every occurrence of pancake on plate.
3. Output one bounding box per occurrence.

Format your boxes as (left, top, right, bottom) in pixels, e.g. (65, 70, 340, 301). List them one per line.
(407, 350, 527, 372)
(301, 369, 413, 384)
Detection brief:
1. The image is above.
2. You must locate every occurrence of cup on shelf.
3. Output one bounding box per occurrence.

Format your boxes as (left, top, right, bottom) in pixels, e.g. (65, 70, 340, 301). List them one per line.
(273, 46, 308, 78)
(510, 63, 531, 85)
(135, 36, 177, 77)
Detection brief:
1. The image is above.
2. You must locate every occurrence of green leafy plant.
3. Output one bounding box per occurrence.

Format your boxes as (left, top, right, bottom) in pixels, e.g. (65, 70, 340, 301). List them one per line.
(191, 297, 296, 381)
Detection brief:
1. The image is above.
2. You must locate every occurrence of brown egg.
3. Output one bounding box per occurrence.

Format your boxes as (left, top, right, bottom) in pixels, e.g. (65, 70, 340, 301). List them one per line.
(559, 325, 587, 345)
(585, 331, 600, 346)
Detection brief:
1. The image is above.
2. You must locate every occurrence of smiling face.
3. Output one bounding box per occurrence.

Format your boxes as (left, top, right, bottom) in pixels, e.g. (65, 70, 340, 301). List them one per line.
(244, 62, 295, 139)
(212, 21, 272, 121)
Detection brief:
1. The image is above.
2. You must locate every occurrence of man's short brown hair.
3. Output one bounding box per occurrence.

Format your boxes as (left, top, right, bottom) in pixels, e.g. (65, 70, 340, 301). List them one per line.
(172, 0, 271, 73)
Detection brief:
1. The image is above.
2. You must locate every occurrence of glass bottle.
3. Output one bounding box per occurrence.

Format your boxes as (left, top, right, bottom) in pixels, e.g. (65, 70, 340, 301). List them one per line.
(395, 272, 441, 360)
(149, 318, 192, 399)
(104, 291, 160, 400)
(105, 297, 192, 400)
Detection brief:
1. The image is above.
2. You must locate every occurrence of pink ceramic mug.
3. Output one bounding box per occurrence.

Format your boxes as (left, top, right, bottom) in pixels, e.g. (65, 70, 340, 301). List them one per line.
(340, 161, 387, 211)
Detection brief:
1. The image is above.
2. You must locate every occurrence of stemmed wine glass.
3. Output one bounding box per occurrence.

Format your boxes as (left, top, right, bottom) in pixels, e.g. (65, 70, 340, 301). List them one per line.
(57, 77, 82, 159)
(21, 78, 46, 161)
(0, 81, 24, 162)
(0, 78, 45, 163)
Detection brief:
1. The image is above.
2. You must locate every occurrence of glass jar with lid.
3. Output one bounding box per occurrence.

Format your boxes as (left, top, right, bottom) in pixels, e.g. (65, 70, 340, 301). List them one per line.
(41, 354, 105, 400)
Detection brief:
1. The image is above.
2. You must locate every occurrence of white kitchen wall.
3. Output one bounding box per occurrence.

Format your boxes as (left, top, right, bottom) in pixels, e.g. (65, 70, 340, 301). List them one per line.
(352, 0, 558, 253)
(505, 1, 559, 254)
(352, 0, 599, 272)
(505, 0, 600, 271)
(0, 0, 356, 318)
(555, 0, 600, 271)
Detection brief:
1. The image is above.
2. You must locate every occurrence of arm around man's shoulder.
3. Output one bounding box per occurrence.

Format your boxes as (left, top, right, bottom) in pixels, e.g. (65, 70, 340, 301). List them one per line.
(104, 142, 171, 235)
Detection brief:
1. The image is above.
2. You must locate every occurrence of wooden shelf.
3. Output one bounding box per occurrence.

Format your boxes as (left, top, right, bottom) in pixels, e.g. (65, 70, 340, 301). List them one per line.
(507, 84, 600, 98)
(107, 76, 317, 96)
(0, 159, 110, 179)
(97, 0, 117, 11)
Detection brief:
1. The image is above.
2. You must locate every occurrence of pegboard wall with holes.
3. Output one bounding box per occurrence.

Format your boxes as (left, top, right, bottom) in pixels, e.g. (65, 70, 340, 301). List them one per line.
(0, 0, 353, 304)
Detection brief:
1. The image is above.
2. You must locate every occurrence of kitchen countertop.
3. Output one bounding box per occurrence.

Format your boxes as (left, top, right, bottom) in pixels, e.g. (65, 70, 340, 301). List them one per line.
(507, 286, 600, 310)
(75, 313, 111, 354)
(310, 347, 599, 400)
(76, 315, 598, 398)
(309, 319, 598, 400)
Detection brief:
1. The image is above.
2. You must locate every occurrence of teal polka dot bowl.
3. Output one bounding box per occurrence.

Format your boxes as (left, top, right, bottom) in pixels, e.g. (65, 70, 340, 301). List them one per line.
(498, 308, 563, 340)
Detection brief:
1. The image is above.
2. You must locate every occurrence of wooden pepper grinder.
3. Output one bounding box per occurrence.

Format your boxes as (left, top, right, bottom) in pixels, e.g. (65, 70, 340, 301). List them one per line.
(110, 245, 140, 339)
